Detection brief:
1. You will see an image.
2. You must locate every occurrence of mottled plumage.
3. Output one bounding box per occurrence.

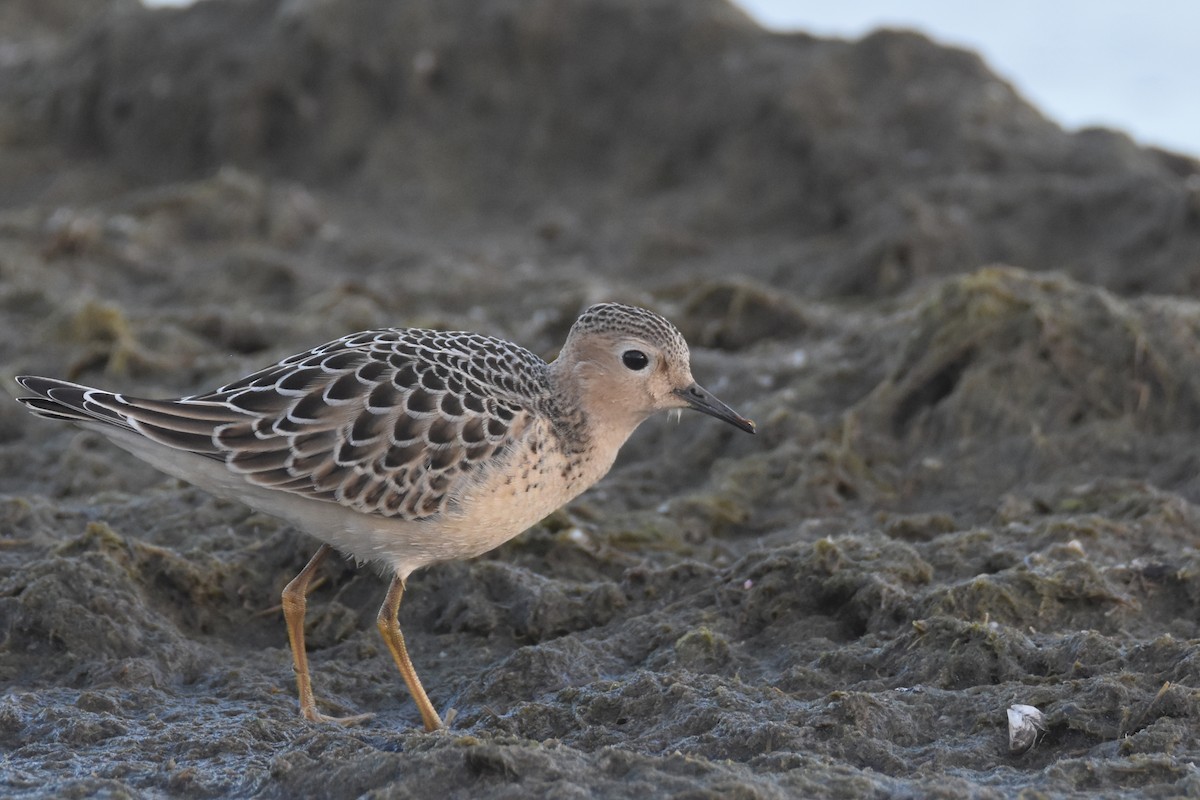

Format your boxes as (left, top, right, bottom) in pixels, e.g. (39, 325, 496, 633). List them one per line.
(15, 302, 754, 730)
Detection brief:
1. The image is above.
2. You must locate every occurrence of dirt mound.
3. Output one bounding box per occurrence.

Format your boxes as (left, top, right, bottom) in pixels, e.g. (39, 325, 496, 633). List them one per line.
(5, 0, 1200, 299)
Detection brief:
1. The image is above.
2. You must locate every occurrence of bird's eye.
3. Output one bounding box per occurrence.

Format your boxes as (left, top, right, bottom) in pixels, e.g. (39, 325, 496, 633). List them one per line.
(621, 350, 649, 371)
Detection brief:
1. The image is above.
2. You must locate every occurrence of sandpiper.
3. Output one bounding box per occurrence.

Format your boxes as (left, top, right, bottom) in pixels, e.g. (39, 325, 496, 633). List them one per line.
(15, 302, 755, 730)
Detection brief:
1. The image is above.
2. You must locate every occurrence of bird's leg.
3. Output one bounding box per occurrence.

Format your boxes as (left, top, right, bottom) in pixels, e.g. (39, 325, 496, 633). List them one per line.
(377, 575, 444, 732)
(281, 544, 372, 724)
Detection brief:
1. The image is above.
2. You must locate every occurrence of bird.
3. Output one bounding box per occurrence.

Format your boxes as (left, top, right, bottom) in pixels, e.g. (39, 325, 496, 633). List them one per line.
(14, 302, 755, 730)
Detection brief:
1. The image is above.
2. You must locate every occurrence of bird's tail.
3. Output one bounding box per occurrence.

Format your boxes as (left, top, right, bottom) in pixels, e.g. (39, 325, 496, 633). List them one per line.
(14, 375, 245, 455)
(15, 375, 135, 429)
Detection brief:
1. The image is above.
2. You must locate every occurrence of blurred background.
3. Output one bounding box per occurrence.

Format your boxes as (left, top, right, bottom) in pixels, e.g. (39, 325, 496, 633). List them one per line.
(738, 0, 1200, 156)
(150, 0, 1199, 156)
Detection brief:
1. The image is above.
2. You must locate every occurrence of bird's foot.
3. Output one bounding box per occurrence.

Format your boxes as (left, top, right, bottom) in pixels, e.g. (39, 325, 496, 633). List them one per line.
(301, 707, 374, 726)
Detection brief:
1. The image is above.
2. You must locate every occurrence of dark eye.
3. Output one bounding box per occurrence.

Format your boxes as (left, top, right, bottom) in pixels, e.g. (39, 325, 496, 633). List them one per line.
(621, 350, 649, 371)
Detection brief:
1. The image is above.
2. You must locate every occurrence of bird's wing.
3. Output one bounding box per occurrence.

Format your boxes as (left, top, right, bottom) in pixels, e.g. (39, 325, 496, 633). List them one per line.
(16, 329, 547, 520)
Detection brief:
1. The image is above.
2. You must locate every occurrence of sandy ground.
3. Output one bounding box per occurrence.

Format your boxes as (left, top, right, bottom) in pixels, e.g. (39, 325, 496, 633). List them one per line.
(2, 1, 1200, 797)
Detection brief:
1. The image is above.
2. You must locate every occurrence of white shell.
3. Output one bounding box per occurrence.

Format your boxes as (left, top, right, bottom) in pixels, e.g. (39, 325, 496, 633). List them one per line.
(1007, 703, 1046, 754)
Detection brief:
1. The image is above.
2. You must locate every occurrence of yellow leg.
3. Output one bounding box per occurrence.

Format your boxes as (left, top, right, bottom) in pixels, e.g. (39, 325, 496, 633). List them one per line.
(281, 544, 371, 724)
(377, 575, 444, 732)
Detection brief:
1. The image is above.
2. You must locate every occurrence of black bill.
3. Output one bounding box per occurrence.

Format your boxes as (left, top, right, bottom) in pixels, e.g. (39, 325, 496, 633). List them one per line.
(674, 383, 756, 434)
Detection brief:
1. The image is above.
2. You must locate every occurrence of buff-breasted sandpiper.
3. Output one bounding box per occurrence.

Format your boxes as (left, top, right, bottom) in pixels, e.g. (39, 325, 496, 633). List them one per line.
(15, 302, 755, 730)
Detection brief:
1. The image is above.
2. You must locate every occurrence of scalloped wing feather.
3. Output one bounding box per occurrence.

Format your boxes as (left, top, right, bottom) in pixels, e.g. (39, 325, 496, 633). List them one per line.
(17, 329, 550, 521)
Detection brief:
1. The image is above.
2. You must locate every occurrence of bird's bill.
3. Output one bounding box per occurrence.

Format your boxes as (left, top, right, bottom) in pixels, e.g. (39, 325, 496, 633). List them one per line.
(674, 383, 756, 434)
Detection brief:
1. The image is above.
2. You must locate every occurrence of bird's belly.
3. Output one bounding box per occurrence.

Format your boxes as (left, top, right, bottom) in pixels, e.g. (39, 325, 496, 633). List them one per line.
(428, 433, 612, 554)
(338, 463, 579, 580)
(103, 420, 615, 581)
(437, 448, 601, 557)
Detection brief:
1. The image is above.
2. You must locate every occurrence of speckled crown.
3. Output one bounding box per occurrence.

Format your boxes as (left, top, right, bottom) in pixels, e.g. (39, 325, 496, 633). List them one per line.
(570, 303, 690, 362)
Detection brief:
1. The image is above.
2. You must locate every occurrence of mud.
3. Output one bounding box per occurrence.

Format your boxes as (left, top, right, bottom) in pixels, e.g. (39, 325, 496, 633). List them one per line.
(2, 1, 1200, 797)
